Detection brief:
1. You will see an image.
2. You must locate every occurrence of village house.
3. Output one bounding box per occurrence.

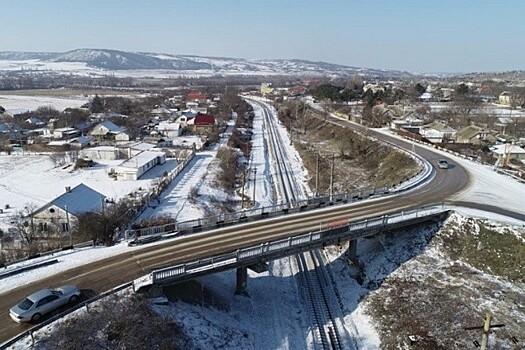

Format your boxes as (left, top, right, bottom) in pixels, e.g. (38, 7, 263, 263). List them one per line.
(89, 120, 129, 142)
(490, 143, 525, 163)
(79, 146, 120, 161)
(30, 183, 106, 235)
(455, 125, 495, 145)
(260, 83, 274, 96)
(155, 121, 182, 138)
(150, 106, 172, 119)
(187, 114, 215, 133)
(114, 150, 167, 180)
(25, 117, 45, 127)
(69, 136, 92, 149)
(186, 91, 207, 103)
(419, 121, 457, 143)
(53, 127, 81, 140)
(498, 91, 513, 106)
(117, 141, 156, 158)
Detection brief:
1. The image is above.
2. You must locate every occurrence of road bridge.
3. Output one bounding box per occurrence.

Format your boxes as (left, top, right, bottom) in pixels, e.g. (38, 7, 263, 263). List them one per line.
(135, 205, 448, 295)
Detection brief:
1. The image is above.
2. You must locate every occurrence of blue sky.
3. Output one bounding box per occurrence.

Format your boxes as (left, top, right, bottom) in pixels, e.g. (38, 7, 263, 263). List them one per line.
(1, 0, 524, 73)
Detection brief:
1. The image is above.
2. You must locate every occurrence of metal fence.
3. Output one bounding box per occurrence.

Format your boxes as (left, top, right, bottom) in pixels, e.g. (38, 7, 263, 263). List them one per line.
(0, 282, 133, 350)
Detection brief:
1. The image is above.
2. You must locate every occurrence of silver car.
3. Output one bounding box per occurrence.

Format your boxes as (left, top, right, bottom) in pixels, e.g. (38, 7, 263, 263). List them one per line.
(437, 159, 449, 169)
(9, 285, 81, 323)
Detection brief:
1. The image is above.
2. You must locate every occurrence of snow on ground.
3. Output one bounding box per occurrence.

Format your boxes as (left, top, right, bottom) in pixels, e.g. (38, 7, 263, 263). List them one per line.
(0, 154, 178, 232)
(3, 100, 525, 349)
(0, 94, 89, 112)
(0, 243, 129, 294)
(374, 127, 525, 218)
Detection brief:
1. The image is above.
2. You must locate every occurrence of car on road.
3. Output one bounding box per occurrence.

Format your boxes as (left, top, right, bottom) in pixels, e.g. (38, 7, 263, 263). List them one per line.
(437, 159, 449, 169)
(9, 285, 81, 323)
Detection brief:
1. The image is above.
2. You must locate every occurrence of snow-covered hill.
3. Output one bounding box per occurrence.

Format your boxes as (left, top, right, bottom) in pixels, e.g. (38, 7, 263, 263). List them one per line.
(0, 48, 413, 78)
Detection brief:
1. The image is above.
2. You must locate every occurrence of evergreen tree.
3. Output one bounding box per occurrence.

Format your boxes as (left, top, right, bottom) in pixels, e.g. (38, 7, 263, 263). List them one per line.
(90, 94, 104, 113)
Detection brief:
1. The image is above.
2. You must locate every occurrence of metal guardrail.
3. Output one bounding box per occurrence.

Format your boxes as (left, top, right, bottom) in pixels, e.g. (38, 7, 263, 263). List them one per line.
(0, 282, 133, 350)
(0, 259, 58, 280)
(125, 184, 410, 242)
(1, 240, 94, 270)
(146, 204, 446, 286)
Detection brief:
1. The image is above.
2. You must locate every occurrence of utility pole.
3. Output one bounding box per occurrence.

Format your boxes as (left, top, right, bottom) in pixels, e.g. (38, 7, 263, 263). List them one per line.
(241, 167, 246, 209)
(329, 154, 335, 201)
(252, 168, 257, 207)
(315, 153, 319, 196)
(464, 312, 505, 350)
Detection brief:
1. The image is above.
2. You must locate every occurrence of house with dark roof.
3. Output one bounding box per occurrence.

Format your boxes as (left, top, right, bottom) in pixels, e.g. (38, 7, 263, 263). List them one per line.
(25, 117, 45, 126)
(30, 184, 106, 234)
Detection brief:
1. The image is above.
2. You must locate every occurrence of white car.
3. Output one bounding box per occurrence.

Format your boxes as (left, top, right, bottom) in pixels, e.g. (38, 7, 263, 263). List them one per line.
(9, 285, 81, 323)
(437, 159, 449, 169)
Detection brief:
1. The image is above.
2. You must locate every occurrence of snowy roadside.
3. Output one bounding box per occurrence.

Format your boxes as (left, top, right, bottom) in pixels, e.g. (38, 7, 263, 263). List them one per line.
(373, 127, 525, 220)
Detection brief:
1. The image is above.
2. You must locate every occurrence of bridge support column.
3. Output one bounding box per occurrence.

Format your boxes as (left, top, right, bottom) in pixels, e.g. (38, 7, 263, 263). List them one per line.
(347, 239, 358, 264)
(235, 267, 249, 296)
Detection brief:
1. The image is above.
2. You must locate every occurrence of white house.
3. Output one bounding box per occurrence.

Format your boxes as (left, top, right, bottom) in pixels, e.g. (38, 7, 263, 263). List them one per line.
(79, 146, 120, 161)
(53, 127, 80, 140)
(117, 142, 156, 158)
(115, 150, 167, 180)
(490, 144, 525, 162)
(89, 121, 129, 141)
(156, 121, 182, 138)
(30, 183, 106, 234)
(420, 121, 456, 143)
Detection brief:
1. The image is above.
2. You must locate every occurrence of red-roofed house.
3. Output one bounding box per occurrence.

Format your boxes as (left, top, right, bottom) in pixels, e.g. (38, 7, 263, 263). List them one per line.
(186, 91, 207, 102)
(289, 85, 307, 96)
(189, 114, 215, 133)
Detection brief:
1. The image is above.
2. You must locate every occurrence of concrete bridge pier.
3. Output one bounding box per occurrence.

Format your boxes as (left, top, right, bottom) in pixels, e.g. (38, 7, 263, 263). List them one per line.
(235, 266, 249, 296)
(347, 239, 358, 265)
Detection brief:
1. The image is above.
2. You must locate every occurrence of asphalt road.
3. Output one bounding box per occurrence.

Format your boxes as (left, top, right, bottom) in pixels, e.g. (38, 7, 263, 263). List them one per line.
(1, 111, 513, 345)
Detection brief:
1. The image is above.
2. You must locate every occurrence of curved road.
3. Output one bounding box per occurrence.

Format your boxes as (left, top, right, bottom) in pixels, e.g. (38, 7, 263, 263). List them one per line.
(0, 105, 521, 344)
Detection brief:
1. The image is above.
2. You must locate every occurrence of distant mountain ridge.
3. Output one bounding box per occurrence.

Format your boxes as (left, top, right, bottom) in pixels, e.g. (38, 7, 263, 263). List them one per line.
(0, 48, 413, 78)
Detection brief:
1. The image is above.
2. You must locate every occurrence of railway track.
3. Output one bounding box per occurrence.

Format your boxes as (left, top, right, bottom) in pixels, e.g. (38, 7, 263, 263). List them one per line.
(256, 100, 352, 349)
(0, 99, 472, 345)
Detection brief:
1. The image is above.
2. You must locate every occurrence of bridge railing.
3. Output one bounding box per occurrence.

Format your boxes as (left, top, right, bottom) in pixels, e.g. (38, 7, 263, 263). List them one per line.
(125, 184, 406, 242)
(146, 204, 445, 286)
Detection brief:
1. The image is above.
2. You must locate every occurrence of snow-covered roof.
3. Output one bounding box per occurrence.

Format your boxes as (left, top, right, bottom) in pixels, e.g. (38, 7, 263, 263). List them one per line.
(489, 144, 525, 155)
(70, 136, 91, 145)
(119, 141, 155, 151)
(118, 150, 165, 169)
(48, 183, 106, 216)
(96, 120, 123, 133)
(156, 121, 181, 131)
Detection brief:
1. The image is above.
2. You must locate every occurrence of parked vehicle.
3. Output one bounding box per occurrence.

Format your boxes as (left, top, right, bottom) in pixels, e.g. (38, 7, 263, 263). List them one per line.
(437, 159, 449, 169)
(9, 285, 81, 323)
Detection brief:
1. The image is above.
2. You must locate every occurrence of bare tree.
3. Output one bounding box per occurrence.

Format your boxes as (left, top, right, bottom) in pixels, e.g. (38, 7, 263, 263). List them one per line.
(296, 109, 316, 134)
(49, 152, 68, 167)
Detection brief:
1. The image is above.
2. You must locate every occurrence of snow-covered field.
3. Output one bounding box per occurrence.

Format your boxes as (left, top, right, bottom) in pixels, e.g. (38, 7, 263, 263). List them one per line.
(0, 154, 178, 232)
(0, 94, 89, 112)
(2, 99, 525, 349)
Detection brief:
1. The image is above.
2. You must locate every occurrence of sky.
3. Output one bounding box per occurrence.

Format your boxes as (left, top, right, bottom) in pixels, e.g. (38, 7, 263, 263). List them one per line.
(1, 0, 524, 73)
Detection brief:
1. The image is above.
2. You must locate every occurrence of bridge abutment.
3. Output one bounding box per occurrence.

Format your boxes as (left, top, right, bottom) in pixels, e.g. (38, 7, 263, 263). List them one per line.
(235, 266, 249, 296)
(347, 239, 358, 264)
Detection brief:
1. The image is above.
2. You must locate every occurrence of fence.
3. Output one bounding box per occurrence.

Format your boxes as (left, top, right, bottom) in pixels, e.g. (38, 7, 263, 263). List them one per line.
(0, 282, 133, 350)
